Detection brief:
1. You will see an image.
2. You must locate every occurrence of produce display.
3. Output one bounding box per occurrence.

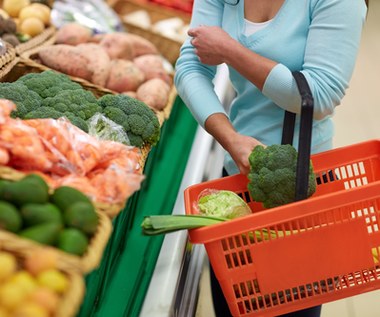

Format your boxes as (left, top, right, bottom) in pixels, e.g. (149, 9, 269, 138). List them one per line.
(0, 99, 144, 205)
(0, 0, 182, 314)
(0, 247, 76, 317)
(0, 0, 52, 47)
(32, 23, 173, 112)
(0, 70, 160, 148)
(0, 173, 99, 256)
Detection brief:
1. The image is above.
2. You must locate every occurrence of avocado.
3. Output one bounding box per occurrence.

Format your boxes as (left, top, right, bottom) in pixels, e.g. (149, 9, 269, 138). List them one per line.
(21, 203, 63, 227)
(19, 223, 62, 246)
(21, 174, 49, 192)
(63, 202, 98, 235)
(1, 179, 49, 207)
(0, 201, 22, 233)
(0, 179, 11, 199)
(50, 186, 92, 212)
(57, 228, 89, 256)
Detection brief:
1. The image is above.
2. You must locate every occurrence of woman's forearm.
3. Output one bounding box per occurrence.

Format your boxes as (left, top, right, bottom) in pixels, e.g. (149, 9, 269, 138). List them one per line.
(222, 40, 278, 91)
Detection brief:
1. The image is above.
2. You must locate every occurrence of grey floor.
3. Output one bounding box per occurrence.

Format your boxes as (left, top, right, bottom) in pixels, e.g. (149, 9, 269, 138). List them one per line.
(196, 1, 380, 316)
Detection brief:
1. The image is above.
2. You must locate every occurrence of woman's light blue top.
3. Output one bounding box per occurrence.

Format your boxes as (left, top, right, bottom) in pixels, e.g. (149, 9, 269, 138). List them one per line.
(175, 0, 367, 175)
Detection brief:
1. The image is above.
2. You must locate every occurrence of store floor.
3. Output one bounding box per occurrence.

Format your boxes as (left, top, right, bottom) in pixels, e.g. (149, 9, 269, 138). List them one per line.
(195, 1, 380, 316)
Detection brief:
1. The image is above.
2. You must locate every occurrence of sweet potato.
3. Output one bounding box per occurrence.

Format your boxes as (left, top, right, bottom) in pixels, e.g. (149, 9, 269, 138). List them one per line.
(99, 32, 135, 60)
(126, 33, 159, 57)
(133, 54, 172, 85)
(76, 43, 111, 86)
(55, 23, 92, 45)
(136, 78, 170, 111)
(38, 44, 93, 81)
(106, 59, 145, 92)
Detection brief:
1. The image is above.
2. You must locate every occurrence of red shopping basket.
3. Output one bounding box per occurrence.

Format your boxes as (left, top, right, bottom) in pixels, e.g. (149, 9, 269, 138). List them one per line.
(185, 139, 380, 316)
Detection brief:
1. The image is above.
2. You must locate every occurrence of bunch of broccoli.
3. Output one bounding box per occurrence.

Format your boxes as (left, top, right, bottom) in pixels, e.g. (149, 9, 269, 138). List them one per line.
(247, 144, 316, 209)
(0, 70, 161, 147)
(98, 94, 160, 147)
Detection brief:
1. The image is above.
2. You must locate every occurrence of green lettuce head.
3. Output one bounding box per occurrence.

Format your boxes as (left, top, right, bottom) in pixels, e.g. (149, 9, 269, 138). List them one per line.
(197, 189, 251, 219)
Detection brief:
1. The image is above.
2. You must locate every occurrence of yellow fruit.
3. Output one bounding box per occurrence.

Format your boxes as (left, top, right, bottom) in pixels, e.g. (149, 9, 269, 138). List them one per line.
(36, 269, 69, 294)
(29, 287, 59, 313)
(10, 271, 37, 295)
(20, 17, 45, 37)
(19, 5, 47, 25)
(0, 252, 17, 282)
(29, 3, 51, 25)
(0, 282, 27, 310)
(11, 302, 49, 317)
(24, 248, 58, 276)
(2, 0, 30, 18)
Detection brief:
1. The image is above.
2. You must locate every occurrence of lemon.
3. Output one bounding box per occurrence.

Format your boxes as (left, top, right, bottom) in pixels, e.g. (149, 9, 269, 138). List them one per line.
(0, 252, 17, 282)
(36, 269, 69, 294)
(0, 282, 27, 310)
(10, 271, 37, 295)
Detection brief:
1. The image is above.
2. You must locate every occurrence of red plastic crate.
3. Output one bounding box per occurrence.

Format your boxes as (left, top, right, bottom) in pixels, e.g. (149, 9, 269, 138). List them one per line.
(184, 139, 380, 316)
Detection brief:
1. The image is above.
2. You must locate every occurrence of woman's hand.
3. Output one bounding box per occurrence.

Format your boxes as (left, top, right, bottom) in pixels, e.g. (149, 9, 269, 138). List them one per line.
(226, 134, 264, 175)
(188, 26, 235, 65)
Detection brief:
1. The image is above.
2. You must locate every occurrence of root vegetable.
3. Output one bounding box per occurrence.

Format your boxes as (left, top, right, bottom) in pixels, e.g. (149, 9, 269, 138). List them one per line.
(126, 33, 159, 57)
(133, 54, 172, 85)
(76, 43, 110, 86)
(106, 59, 145, 92)
(99, 32, 135, 60)
(136, 78, 170, 111)
(55, 22, 92, 45)
(3, 0, 30, 18)
(19, 5, 47, 25)
(38, 44, 93, 81)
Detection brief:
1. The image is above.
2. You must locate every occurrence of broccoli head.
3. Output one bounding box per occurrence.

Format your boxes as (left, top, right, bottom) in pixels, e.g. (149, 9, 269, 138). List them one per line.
(42, 89, 101, 120)
(24, 106, 65, 120)
(16, 70, 82, 98)
(0, 82, 42, 118)
(247, 144, 316, 209)
(23, 107, 89, 132)
(98, 94, 160, 147)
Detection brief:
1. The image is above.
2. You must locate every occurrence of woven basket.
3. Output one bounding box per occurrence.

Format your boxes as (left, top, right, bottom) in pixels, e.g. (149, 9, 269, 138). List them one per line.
(15, 25, 57, 56)
(0, 42, 18, 80)
(0, 244, 85, 317)
(0, 165, 113, 273)
(110, 0, 190, 64)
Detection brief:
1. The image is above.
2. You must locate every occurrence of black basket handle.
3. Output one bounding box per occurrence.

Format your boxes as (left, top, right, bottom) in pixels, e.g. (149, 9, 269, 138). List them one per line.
(281, 71, 314, 201)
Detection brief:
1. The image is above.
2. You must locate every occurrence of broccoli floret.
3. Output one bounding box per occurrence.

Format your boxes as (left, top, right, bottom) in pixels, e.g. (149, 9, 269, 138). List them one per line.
(247, 144, 316, 209)
(0, 82, 42, 118)
(63, 112, 89, 132)
(102, 106, 130, 131)
(17, 70, 82, 98)
(98, 94, 160, 147)
(24, 106, 65, 120)
(42, 89, 101, 120)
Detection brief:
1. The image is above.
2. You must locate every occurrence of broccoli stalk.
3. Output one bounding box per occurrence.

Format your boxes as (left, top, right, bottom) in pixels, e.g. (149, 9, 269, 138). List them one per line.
(247, 144, 316, 209)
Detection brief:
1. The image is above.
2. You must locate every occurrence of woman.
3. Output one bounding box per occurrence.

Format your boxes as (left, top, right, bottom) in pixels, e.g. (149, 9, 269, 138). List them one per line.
(174, 0, 368, 316)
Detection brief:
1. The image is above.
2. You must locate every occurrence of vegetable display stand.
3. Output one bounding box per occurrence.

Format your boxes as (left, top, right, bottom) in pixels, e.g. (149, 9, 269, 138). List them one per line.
(0, 243, 85, 317)
(184, 139, 380, 316)
(0, 189, 113, 274)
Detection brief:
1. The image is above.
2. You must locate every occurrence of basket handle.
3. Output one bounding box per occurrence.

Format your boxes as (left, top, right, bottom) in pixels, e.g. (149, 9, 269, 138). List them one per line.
(281, 71, 314, 201)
